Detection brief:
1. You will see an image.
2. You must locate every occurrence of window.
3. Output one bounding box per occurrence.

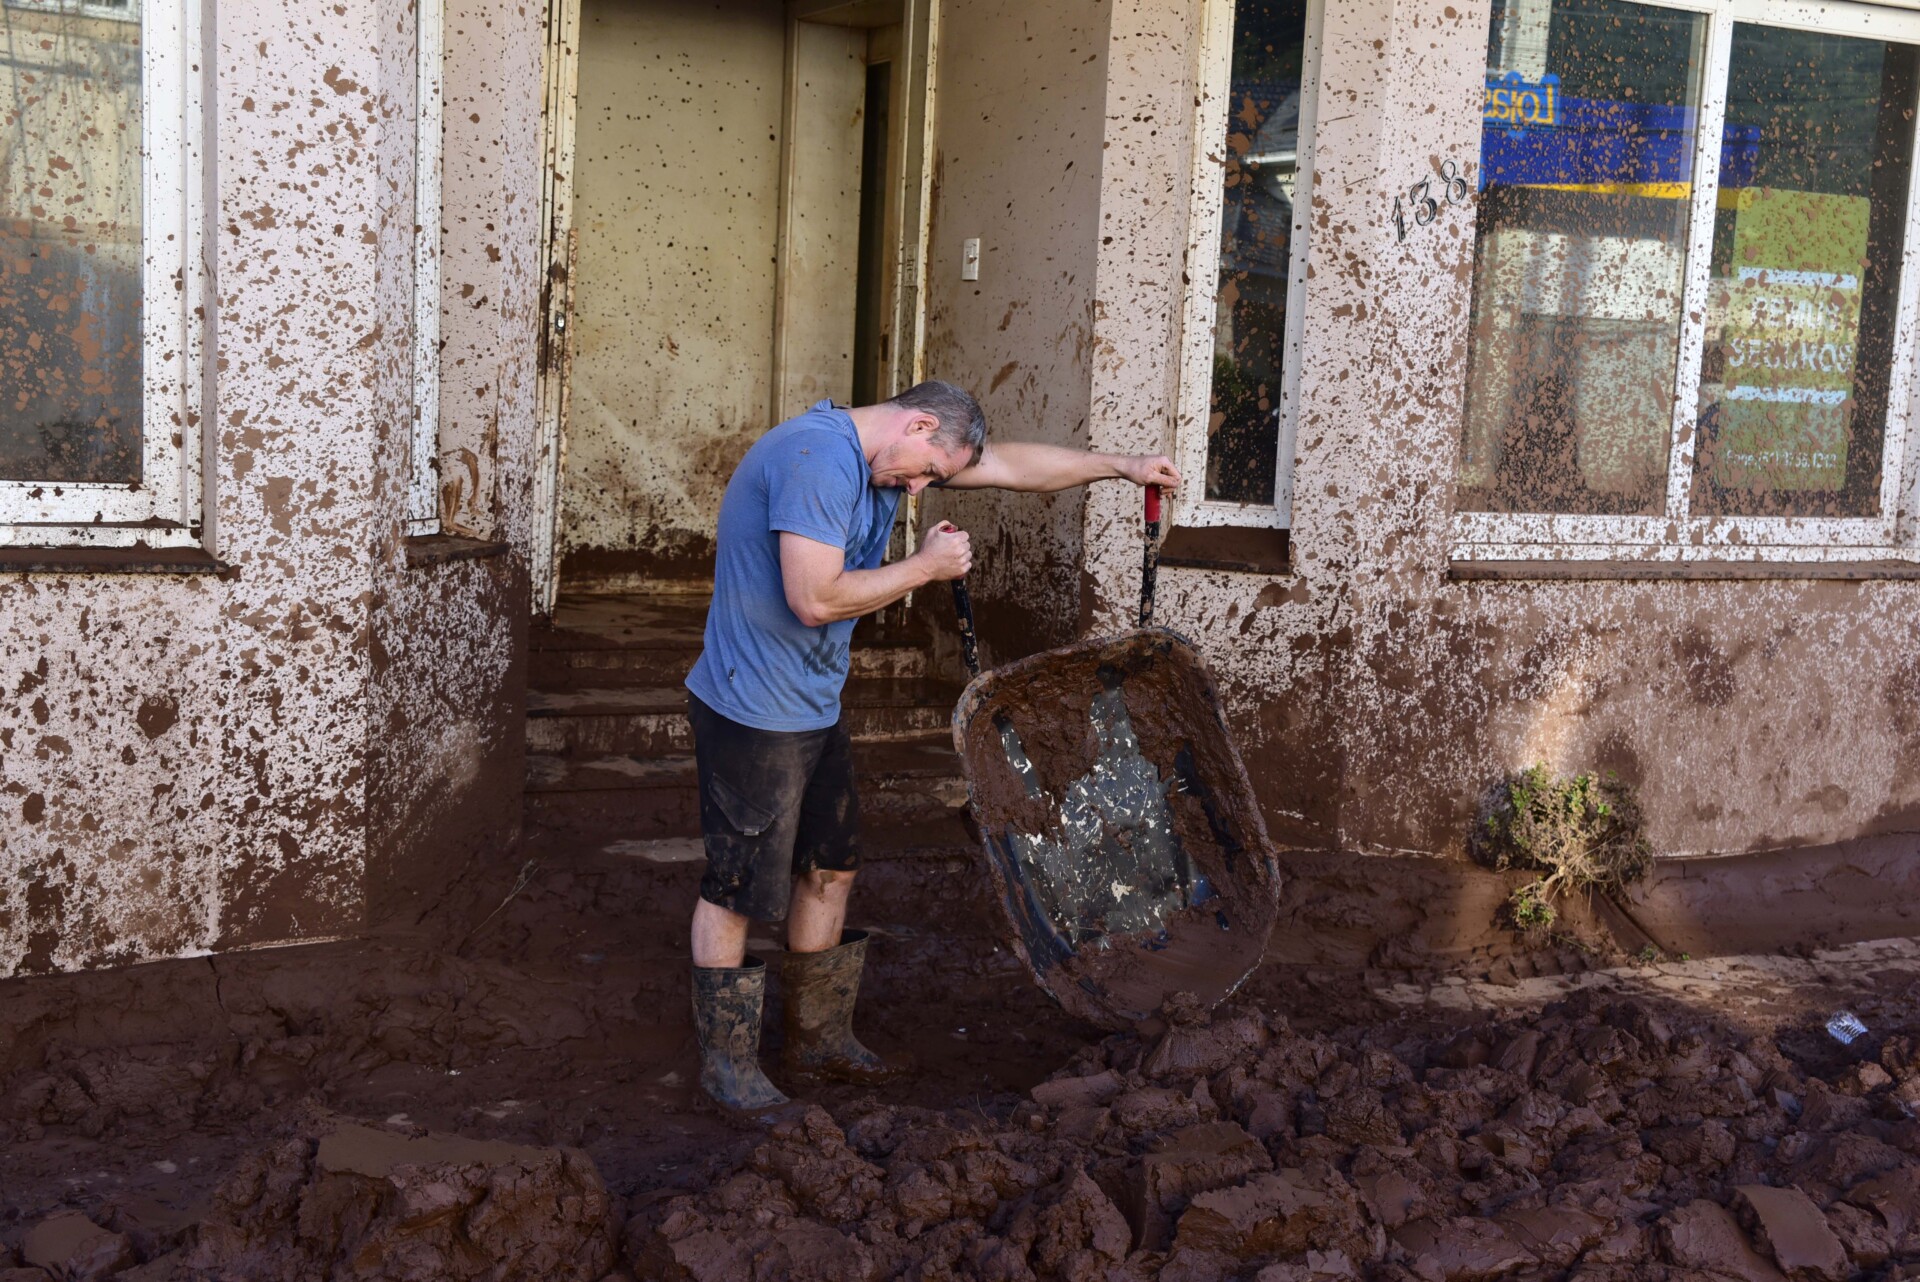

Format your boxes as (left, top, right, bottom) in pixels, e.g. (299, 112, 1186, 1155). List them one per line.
(1457, 0, 1920, 562)
(0, 0, 202, 547)
(407, 0, 444, 538)
(1176, 0, 1322, 530)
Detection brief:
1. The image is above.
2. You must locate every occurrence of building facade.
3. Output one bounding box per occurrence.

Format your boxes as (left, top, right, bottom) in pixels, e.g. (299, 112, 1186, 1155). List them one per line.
(4, 0, 1918, 977)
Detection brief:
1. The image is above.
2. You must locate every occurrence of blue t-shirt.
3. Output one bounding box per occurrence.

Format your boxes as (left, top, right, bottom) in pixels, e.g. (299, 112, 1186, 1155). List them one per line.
(686, 402, 902, 731)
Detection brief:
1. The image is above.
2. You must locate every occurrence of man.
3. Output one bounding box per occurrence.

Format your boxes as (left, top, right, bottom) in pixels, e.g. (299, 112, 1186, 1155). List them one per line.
(684, 380, 1180, 1112)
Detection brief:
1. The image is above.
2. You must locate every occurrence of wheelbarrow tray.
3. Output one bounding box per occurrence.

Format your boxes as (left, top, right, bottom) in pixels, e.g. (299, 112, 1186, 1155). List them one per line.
(951, 627, 1281, 1029)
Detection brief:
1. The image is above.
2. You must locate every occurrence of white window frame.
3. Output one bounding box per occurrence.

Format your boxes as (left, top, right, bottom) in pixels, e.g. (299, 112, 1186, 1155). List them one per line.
(1173, 0, 1325, 532)
(1452, 0, 1920, 564)
(406, 0, 445, 538)
(0, 0, 205, 548)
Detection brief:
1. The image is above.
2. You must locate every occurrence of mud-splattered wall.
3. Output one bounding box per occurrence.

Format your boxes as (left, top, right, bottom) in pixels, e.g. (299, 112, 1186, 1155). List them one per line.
(0, 0, 543, 978)
(920, 0, 1112, 662)
(1067, 0, 1920, 896)
(558, 0, 786, 588)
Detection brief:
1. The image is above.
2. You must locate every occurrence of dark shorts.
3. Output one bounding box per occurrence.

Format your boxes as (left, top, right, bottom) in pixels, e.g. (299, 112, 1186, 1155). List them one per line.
(688, 691, 862, 922)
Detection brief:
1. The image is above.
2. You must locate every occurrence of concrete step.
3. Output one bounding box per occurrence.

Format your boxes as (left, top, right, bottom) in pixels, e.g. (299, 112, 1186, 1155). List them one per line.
(526, 677, 962, 757)
(522, 736, 960, 825)
(527, 786, 977, 848)
(531, 641, 927, 685)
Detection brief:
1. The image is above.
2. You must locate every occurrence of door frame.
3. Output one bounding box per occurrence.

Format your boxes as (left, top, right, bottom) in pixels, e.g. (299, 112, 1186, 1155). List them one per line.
(530, 0, 581, 615)
(526, 0, 937, 613)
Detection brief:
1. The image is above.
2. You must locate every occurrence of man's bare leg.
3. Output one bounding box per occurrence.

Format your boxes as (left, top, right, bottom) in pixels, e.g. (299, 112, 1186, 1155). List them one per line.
(691, 897, 751, 969)
(787, 868, 855, 953)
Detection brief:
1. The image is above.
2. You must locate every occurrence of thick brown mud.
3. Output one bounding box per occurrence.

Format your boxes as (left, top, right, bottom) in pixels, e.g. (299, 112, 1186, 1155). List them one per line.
(8, 786, 1920, 1279)
(953, 630, 1283, 1027)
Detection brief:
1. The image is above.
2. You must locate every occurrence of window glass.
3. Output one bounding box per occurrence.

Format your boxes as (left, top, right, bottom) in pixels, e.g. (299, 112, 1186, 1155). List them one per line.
(1460, 0, 1706, 515)
(0, 0, 143, 485)
(1693, 28, 1918, 517)
(1205, 0, 1308, 505)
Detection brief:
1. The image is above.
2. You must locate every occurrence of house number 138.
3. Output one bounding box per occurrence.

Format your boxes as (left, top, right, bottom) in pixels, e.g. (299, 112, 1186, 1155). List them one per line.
(1392, 160, 1472, 241)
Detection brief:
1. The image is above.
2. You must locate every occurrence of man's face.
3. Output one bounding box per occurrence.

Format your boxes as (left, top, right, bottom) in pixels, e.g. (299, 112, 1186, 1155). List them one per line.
(870, 416, 972, 495)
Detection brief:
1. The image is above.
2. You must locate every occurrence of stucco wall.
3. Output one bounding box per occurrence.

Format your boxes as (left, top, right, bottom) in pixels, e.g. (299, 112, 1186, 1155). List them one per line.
(558, 0, 786, 586)
(1, 0, 542, 978)
(919, 0, 1111, 662)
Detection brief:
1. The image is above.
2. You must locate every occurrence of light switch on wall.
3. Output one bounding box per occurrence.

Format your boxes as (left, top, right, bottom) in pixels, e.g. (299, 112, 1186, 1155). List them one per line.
(961, 238, 981, 281)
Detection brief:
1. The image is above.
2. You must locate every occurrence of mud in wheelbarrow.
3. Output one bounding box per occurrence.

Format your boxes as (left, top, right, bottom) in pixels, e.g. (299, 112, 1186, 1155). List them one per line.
(946, 492, 1281, 1029)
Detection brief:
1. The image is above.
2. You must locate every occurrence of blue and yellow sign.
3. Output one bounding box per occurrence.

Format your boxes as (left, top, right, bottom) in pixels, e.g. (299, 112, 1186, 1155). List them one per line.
(1485, 72, 1560, 137)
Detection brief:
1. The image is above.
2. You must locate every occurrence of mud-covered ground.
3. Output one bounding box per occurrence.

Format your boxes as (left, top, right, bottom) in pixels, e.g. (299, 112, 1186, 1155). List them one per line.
(7, 826, 1920, 1281)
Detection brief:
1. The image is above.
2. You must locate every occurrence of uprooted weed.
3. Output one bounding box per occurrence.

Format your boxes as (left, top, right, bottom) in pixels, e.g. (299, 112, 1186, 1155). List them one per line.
(1474, 765, 1652, 906)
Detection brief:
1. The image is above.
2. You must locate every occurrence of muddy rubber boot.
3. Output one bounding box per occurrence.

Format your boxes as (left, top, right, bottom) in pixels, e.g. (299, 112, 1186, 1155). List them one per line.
(780, 930, 909, 1084)
(690, 958, 790, 1114)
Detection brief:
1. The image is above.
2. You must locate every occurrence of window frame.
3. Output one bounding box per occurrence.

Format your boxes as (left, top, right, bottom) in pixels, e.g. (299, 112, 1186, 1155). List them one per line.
(0, 0, 204, 549)
(1173, 0, 1326, 533)
(406, 0, 445, 538)
(1451, 0, 1920, 565)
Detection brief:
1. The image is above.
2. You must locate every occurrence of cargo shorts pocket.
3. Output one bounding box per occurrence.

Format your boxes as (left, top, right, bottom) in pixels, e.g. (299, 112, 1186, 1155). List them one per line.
(707, 770, 778, 837)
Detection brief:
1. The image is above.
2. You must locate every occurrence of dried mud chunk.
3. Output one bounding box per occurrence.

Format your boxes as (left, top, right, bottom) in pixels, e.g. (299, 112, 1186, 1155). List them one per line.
(1030, 1069, 1124, 1112)
(1322, 1087, 1401, 1147)
(962, 1234, 1034, 1282)
(1174, 1166, 1373, 1260)
(1797, 1083, 1870, 1134)
(1845, 1165, 1920, 1249)
(1353, 1169, 1426, 1231)
(1144, 1012, 1269, 1081)
(1785, 1133, 1908, 1197)
(1246, 1090, 1293, 1141)
(752, 1106, 884, 1223)
(1390, 1216, 1537, 1282)
(1012, 1169, 1131, 1274)
(1492, 1207, 1607, 1269)
(1655, 1199, 1786, 1282)
(1124, 1120, 1273, 1251)
(1645, 1120, 1737, 1171)
(1730, 1185, 1847, 1282)
(188, 1123, 615, 1282)
(1110, 1086, 1201, 1137)
(1823, 1201, 1892, 1269)
(1252, 1249, 1361, 1281)
(21, 1212, 135, 1282)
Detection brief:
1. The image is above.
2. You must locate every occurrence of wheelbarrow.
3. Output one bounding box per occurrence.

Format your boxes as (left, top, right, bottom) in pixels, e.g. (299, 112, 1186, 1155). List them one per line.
(948, 488, 1282, 1029)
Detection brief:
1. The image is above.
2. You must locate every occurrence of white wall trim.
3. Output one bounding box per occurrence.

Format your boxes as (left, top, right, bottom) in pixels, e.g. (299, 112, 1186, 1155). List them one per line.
(1453, 0, 1920, 562)
(407, 0, 446, 537)
(1172, 0, 1325, 531)
(0, 0, 205, 546)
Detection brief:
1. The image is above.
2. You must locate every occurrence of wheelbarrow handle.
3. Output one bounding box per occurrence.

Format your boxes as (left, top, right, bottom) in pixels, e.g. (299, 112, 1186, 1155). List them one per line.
(952, 577, 980, 677)
(1140, 484, 1161, 628)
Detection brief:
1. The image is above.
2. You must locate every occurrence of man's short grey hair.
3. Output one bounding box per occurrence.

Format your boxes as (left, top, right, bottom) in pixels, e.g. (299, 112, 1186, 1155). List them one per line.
(887, 380, 987, 465)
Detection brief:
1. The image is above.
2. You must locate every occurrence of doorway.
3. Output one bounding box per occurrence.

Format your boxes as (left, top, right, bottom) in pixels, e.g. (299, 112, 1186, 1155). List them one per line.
(530, 0, 937, 610)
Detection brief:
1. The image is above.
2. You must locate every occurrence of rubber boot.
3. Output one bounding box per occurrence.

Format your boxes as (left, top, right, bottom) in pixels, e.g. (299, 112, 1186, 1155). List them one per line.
(780, 930, 908, 1084)
(690, 958, 789, 1113)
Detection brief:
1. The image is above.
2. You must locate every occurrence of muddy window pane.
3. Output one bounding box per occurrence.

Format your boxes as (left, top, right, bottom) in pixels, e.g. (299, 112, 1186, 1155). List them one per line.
(1204, 0, 1308, 506)
(0, 0, 143, 485)
(1459, 0, 1705, 516)
(1692, 29, 1918, 518)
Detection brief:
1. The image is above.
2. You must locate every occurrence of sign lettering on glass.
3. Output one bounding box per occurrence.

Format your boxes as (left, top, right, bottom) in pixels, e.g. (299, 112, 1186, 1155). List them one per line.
(1484, 72, 1561, 138)
(1707, 188, 1870, 493)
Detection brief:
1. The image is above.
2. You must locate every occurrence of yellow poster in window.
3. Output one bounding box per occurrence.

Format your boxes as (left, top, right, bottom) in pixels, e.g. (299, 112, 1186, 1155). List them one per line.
(1707, 187, 1871, 493)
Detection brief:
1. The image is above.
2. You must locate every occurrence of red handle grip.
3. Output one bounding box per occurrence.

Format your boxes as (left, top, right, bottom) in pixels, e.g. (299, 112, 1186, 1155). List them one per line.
(1144, 485, 1161, 524)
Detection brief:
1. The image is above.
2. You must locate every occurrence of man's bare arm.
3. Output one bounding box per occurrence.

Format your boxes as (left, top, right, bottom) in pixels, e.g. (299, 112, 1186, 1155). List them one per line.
(779, 524, 972, 628)
(941, 441, 1182, 492)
